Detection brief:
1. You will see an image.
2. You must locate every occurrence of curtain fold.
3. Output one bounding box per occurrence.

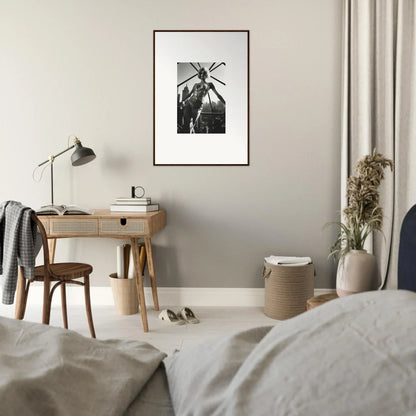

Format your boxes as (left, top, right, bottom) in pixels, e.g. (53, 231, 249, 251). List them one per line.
(341, 0, 416, 289)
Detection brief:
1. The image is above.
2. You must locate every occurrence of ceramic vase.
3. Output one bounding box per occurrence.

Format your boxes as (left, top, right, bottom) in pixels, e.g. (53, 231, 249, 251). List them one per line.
(336, 250, 378, 297)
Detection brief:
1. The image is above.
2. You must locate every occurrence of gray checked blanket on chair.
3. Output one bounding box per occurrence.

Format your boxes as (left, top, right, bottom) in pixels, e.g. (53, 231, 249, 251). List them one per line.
(0, 200, 39, 304)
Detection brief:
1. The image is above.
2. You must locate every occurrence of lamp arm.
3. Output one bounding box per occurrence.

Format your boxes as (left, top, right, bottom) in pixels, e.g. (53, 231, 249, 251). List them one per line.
(38, 145, 76, 205)
(38, 144, 75, 167)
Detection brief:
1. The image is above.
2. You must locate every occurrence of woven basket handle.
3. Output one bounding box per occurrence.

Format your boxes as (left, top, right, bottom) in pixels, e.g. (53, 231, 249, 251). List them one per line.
(262, 266, 272, 279)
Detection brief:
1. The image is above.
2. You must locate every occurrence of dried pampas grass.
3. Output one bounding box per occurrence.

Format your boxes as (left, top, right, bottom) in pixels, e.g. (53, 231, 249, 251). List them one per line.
(328, 150, 393, 259)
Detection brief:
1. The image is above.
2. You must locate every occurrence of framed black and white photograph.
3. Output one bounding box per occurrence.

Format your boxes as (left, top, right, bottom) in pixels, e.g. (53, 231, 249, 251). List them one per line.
(153, 30, 249, 165)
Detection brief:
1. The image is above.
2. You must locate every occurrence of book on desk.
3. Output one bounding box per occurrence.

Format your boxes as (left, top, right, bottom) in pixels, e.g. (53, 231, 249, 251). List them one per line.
(110, 204, 159, 212)
(114, 197, 151, 205)
(36, 204, 94, 215)
(110, 197, 159, 212)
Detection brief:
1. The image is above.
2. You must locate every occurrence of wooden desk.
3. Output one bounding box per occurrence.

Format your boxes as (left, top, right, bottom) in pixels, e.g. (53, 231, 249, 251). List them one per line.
(35, 209, 166, 332)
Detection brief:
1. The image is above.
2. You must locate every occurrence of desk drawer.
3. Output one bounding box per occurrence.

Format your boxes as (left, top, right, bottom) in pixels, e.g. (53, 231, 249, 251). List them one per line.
(99, 219, 147, 236)
(49, 219, 99, 236)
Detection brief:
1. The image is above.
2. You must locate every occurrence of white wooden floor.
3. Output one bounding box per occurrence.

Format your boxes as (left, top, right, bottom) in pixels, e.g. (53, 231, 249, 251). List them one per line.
(0, 303, 278, 355)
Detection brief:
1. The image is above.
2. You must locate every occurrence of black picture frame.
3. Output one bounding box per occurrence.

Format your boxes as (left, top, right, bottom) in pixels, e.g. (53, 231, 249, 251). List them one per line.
(153, 30, 249, 166)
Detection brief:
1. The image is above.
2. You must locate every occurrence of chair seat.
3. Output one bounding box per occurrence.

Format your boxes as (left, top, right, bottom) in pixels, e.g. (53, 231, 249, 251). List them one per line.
(34, 263, 93, 281)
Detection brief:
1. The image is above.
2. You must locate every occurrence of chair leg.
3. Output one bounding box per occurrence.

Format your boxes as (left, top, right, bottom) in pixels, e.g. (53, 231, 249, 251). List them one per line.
(42, 278, 52, 325)
(60, 283, 68, 329)
(21, 280, 31, 319)
(83, 275, 96, 338)
(15, 267, 29, 319)
(15, 281, 31, 320)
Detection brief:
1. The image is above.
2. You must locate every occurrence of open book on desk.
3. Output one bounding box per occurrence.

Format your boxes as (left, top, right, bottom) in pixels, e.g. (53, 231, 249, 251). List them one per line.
(36, 205, 94, 215)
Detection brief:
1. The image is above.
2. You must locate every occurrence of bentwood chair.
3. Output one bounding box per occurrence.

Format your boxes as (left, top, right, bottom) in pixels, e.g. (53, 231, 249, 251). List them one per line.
(15, 213, 96, 338)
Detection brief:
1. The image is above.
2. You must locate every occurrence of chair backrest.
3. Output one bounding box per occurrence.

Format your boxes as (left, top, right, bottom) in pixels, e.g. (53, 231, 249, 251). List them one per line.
(31, 213, 51, 268)
(398, 205, 416, 291)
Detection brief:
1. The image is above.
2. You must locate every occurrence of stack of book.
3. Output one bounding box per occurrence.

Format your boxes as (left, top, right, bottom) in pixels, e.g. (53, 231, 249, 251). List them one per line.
(110, 197, 159, 212)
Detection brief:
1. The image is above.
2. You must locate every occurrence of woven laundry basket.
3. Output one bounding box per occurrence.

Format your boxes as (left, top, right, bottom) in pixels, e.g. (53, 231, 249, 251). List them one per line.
(263, 262, 314, 320)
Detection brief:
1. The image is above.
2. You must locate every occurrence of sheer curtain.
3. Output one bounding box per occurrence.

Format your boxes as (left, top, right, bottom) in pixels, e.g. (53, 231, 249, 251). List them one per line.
(341, 0, 416, 288)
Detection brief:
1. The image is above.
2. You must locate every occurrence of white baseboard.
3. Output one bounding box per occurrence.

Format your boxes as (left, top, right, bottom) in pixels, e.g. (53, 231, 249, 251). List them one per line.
(5, 286, 335, 308)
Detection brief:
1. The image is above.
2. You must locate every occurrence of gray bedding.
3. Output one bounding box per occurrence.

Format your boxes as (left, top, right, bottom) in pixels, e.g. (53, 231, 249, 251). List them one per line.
(165, 290, 416, 416)
(0, 290, 415, 416)
(0, 317, 173, 416)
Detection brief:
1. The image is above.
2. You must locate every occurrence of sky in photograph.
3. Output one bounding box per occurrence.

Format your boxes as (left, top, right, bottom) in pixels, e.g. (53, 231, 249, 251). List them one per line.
(177, 62, 226, 103)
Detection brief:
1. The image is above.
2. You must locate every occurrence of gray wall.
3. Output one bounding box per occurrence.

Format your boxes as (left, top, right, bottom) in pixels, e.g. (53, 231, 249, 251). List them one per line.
(0, 0, 342, 288)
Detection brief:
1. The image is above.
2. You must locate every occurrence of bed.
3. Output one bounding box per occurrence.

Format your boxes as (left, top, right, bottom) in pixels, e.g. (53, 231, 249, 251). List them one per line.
(0, 290, 415, 416)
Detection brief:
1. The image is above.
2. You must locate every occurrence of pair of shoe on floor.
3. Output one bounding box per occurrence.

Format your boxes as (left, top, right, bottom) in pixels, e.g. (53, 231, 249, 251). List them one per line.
(158, 307, 199, 325)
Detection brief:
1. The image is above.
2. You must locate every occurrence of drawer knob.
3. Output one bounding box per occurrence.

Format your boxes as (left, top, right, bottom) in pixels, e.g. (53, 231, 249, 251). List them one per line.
(120, 218, 127, 226)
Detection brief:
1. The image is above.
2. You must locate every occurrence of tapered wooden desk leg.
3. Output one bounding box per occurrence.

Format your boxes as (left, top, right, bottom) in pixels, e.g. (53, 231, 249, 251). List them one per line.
(144, 237, 159, 311)
(131, 238, 149, 332)
(49, 238, 56, 264)
(139, 244, 147, 275)
(15, 266, 26, 319)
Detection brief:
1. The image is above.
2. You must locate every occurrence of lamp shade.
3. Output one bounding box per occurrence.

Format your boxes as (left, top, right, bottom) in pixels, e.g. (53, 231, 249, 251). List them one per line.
(71, 142, 96, 166)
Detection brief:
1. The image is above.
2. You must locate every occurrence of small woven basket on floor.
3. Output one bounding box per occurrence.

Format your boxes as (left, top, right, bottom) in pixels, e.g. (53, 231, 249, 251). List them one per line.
(263, 262, 314, 320)
(109, 273, 139, 315)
